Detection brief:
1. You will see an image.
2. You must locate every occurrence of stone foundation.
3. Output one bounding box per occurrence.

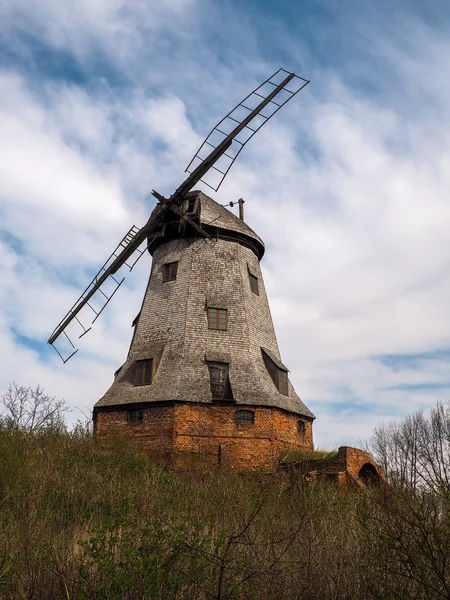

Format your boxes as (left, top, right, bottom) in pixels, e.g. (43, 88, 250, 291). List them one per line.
(94, 402, 313, 471)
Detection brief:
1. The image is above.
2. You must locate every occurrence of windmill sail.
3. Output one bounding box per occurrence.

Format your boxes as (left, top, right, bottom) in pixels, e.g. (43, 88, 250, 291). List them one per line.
(48, 67, 309, 361)
(185, 68, 309, 192)
(48, 225, 148, 361)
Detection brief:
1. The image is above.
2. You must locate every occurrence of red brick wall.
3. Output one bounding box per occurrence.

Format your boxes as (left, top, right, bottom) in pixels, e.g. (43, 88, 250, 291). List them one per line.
(95, 403, 313, 471)
(336, 446, 384, 481)
(284, 446, 384, 486)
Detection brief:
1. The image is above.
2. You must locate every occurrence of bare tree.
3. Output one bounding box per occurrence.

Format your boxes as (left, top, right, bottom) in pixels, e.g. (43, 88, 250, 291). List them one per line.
(371, 400, 450, 495)
(359, 401, 450, 598)
(0, 382, 67, 433)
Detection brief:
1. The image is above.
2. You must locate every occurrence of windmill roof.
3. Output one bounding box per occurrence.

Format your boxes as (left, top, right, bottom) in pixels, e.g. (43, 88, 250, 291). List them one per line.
(190, 191, 265, 258)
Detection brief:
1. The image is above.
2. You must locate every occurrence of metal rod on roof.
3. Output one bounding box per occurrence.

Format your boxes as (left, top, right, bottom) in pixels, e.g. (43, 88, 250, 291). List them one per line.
(238, 198, 245, 221)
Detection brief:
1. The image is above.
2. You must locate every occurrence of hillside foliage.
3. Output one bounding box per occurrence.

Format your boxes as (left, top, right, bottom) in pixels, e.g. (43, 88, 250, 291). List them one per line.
(0, 387, 449, 599)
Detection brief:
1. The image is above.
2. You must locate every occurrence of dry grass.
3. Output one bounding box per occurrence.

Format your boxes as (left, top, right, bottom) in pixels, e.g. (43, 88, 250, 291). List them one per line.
(0, 424, 448, 599)
(279, 447, 339, 464)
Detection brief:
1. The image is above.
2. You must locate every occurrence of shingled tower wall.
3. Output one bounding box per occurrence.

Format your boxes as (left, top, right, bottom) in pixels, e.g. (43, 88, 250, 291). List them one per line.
(94, 191, 315, 470)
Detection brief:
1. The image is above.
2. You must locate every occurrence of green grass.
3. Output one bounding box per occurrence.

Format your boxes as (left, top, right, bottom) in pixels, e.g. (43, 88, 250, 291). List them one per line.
(0, 427, 447, 600)
(279, 447, 339, 464)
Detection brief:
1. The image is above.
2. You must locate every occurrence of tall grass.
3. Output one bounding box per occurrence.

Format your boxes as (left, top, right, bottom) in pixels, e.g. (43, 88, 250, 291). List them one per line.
(0, 419, 448, 599)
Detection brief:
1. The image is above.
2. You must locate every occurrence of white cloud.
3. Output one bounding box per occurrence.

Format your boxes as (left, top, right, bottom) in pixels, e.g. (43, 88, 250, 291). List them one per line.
(232, 79, 450, 445)
(1, 0, 450, 450)
(1, 0, 199, 64)
(0, 74, 127, 230)
(0, 69, 193, 420)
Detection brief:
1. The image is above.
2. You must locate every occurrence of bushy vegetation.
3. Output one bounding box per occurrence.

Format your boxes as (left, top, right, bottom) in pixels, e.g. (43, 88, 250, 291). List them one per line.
(279, 447, 339, 463)
(0, 386, 449, 599)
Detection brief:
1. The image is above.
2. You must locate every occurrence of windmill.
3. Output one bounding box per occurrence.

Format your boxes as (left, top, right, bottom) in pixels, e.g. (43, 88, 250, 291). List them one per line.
(48, 68, 309, 362)
(48, 68, 315, 470)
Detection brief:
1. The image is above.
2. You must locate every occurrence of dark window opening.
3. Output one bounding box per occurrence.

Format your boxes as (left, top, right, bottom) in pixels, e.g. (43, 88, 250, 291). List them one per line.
(207, 307, 228, 330)
(162, 261, 178, 282)
(187, 197, 196, 213)
(262, 351, 289, 396)
(358, 463, 380, 486)
(134, 359, 153, 386)
(128, 409, 143, 424)
(235, 410, 255, 424)
(248, 270, 259, 295)
(208, 362, 233, 401)
(297, 420, 306, 437)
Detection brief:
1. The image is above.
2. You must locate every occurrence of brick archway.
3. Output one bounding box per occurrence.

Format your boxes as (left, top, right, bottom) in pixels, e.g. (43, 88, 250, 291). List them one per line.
(282, 446, 385, 487)
(358, 462, 381, 485)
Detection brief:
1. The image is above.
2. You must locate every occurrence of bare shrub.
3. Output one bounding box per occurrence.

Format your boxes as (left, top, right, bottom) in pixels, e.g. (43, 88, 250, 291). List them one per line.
(364, 400, 450, 598)
(371, 400, 450, 494)
(0, 382, 67, 433)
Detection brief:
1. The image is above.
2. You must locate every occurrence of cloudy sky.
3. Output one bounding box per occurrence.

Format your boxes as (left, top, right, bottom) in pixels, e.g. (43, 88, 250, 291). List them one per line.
(1, 0, 450, 447)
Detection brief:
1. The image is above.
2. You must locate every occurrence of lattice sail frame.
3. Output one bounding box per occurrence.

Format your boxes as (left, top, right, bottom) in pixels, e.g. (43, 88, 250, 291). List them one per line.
(185, 68, 309, 192)
(48, 226, 146, 362)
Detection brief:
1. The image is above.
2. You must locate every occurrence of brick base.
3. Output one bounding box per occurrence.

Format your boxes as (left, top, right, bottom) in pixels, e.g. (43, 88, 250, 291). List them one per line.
(94, 402, 314, 471)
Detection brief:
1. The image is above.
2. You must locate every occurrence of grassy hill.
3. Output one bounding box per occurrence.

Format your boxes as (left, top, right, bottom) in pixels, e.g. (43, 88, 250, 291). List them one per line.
(0, 412, 449, 600)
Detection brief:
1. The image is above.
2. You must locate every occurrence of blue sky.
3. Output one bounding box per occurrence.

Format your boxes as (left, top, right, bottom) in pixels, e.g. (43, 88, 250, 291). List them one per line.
(1, 0, 450, 447)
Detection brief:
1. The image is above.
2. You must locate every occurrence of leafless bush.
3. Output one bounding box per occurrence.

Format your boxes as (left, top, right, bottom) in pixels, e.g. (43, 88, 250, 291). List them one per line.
(365, 400, 450, 598)
(371, 400, 450, 494)
(0, 382, 67, 433)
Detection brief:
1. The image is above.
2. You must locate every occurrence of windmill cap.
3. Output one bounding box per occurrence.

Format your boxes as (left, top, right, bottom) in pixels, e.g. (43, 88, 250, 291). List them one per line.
(147, 190, 265, 259)
(190, 190, 265, 259)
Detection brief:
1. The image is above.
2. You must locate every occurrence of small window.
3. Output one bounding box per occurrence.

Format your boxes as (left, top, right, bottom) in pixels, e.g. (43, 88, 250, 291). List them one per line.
(262, 351, 289, 396)
(208, 362, 233, 401)
(207, 307, 227, 330)
(162, 262, 178, 282)
(128, 409, 143, 424)
(235, 410, 255, 424)
(278, 370, 289, 396)
(248, 271, 259, 295)
(297, 421, 306, 436)
(134, 359, 153, 386)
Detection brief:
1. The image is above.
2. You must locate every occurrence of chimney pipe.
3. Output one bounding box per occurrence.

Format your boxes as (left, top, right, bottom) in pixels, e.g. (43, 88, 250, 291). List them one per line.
(238, 198, 245, 221)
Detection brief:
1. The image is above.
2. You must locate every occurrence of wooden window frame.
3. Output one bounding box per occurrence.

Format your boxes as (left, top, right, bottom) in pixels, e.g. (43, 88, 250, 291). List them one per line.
(128, 409, 143, 425)
(276, 369, 289, 396)
(234, 410, 255, 424)
(297, 420, 306, 437)
(207, 307, 228, 331)
(186, 197, 196, 213)
(134, 358, 154, 386)
(208, 362, 233, 401)
(248, 270, 259, 295)
(162, 261, 178, 282)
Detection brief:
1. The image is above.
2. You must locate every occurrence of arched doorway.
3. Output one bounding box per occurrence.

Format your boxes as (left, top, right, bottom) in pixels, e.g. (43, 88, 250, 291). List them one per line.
(358, 463, 380, 485)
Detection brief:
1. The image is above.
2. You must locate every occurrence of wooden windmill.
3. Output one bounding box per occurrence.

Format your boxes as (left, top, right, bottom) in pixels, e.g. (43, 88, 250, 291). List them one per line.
(48, 69, 315, 470)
